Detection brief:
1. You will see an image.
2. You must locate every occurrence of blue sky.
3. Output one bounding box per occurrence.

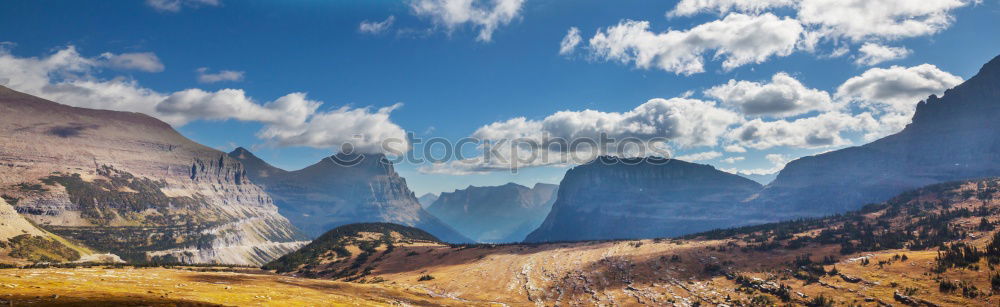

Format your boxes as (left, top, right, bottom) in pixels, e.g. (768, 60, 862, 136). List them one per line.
(2, 0, 999, 195)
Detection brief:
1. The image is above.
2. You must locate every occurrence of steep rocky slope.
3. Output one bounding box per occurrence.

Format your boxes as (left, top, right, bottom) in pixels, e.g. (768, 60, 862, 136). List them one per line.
(754, 54, 1000, 218)
(277, 178, 1000, 306)
(428, 182, 557, 243)
(229, 148, 471, 243)
(524, 157, 763, 242)
(0, 86, 308, 265)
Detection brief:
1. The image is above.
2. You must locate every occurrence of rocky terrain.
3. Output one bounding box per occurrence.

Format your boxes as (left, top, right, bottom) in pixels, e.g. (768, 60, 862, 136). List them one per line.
(271, 177, 1000, 306)
(0, 86, 308, 265)
(229, 148, 471, 243)
(753, 54, 1000, 219)
(428, 182, 558, 243)
(524, 157, 763, 243)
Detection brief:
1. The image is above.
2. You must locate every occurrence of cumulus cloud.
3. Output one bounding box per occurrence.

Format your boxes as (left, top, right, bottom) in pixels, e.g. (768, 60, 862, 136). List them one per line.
(146, 0, 220, 13)
(0, 45, 406, 154)
(257, 104, 409, 154)
(854, 43, 911, 66)
(705, 72, 835, 117)
(588, 13, 803, 75)
(667, 0, 971, 42)
(724, 144, 747, 153)
(196, 67, 244, 83)
(420, 97, 740, 173)
(668, 0, 795, 17)
(796, 0, 970, 42)
(359, 16, 396, 34)
(835, 64, 963, 114)
(410, 0, 525, 42)
(559, 27, 582, 55)
(676, 151, 723, 162)
(728, 112, 879, 149)
(100, 52, 164, 72)
(720, 156, 745, 163)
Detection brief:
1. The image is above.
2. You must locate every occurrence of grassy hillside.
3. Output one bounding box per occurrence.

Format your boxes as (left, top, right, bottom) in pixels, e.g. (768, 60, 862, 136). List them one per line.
(262, 223, 440, 278)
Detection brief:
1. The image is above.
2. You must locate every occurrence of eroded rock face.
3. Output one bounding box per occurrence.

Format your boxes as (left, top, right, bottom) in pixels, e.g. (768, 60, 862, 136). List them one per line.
(428, 183, 558, 243)
(229, 148, 472, 243)
(0, 86, 308, 265)
(523, 157, 763, 243)
(753, 55, 1000, 219)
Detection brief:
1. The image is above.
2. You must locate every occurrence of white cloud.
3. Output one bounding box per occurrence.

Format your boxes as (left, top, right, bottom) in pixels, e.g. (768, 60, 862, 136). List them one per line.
(797, 0, 970, 42)
(667, 0, 971, 42)
(705, 72, 835, 117)
(257, 104, 409, 154)
(723, 144, 746, 152)
(720, 156, 745, 163)
(676, 151, 722, 161)
(359, 16, 396, 34)
(410, 0, 525, 42)
(668, 0, 795, 17)
(854, 43, 911, 66)
(146, 0, 220, 13)
(420, 97, 740, 174)
(729, 112, 879, 149)
(588, 13, 803, 75)
(0, 45, 406, 154)
(100, 52, 164, 72)
(835, 64, 963, 114)
(559, 27, 581, 55)
(196, 67, 244, 83)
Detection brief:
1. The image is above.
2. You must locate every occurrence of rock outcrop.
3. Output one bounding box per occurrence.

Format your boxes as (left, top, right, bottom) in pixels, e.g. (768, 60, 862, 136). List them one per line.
(523, 157, 763, 242)
(427, 182, 558, 243)
(229, 148, 472, 243)
(752, 54, 1000, 218)
(0, 86, 308, 265)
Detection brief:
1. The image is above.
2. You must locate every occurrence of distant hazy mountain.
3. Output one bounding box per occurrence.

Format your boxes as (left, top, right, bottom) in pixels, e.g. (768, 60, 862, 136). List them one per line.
(752, 55, 1000, 219)
(427, 182, 558, 243)
(229, 148, 472, 243)
(523, 157, 763, 243)
(0, 86, 308, 265)
(417, 193, 439, 208)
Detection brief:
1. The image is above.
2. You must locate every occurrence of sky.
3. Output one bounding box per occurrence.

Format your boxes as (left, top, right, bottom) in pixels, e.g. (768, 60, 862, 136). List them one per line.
(1, 0, 999, 195)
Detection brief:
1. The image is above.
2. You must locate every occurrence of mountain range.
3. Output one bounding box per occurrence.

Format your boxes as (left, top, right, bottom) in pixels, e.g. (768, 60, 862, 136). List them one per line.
(228, 148, 471, 243)
(427, 182, 558, 242)
(751, 54, 1000, 219)
(0, 85, 308, 265)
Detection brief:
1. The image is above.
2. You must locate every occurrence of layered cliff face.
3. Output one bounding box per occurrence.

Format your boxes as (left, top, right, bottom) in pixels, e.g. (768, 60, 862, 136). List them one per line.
(523, 157, 763, 243)
(753, 55, 1000, 219)
(427, 182, 558, 243)
(0, 86, 308, 265)
(229, 148, 472, 243)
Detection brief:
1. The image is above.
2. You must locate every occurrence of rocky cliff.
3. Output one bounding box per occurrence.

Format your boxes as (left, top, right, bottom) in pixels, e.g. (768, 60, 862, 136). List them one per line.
(752, 55, 1000, 218)
(229, 148, 472, 243)
(523, 157, 763, 243)
(0, 86, 309, 265)
(427, 182, 558, 243)
(417, 193, 439, 208)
